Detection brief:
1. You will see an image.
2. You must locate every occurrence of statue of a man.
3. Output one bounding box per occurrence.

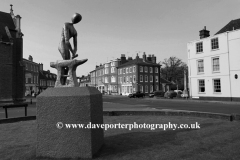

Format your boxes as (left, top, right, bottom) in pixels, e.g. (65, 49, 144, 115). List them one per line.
(58, 13, 82, 60)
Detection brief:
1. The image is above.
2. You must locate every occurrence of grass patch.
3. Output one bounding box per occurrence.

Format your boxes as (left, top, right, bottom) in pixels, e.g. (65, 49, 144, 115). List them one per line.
(0, 116, 240, 160)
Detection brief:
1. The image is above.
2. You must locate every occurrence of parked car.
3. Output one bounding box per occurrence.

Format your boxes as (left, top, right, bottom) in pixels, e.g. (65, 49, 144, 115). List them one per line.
(148, 92, 155, 98)
(164, 90, 177, 99)
(154, 90, 165, 97)
(128, 91, 145, 98)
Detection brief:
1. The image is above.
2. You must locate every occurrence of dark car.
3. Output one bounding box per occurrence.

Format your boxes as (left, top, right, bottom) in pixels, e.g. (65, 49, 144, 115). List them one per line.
(128, 91, 145, 98)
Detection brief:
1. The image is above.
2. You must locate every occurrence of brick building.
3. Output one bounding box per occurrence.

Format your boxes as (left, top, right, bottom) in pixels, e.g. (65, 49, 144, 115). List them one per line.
(117, 53, 161, 95)
(89, 53, 170, 95)
(38, 63, 56, 93)
(23, 55, 39, 96)
(0, 5, 25, 105)
(78, 74, 91, 87)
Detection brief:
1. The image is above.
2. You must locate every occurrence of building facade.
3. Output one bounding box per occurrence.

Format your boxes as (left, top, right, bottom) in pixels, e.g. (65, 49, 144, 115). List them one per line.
(118, 53, 161, 96)
(0, 6, 25, 104)
(23, 55, 39, 96)
(188, 21, 240, 101)
(79, 74, 91, 87)
(38, 63, 56, 93)
(90, 70, 96, 87)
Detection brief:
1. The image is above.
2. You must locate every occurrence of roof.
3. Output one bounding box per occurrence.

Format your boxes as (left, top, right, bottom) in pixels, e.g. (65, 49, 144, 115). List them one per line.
(215, 18, 240, 35)
(39, 70, 56, 80)
(0, 11, 16, 42)
(118, 58, 160, 68)
(23, 58, 39, 65)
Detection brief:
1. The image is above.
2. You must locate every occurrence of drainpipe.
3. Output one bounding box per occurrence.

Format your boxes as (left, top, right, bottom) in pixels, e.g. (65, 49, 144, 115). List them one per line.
(226, 32, 232, 101)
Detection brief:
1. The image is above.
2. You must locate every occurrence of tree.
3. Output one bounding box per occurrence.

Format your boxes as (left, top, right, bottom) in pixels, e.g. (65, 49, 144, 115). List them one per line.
(159, 57, 188, 90)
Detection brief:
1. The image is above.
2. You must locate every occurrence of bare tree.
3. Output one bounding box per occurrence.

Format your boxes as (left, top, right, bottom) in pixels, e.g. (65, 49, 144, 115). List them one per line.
(159, 57, 188, 90)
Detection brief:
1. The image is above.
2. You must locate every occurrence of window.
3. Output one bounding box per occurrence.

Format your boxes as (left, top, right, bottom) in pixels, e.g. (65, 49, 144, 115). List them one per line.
(133, 75, 136, 83)
(155, 76, 158, 82)
(140, 66, 143, 72)
(140, 75, 143, 82)
(111, 76, 116, 82)
(129, 76, 132, 83)
(129, 67, 132, 73)
(105, 68, 108, 74)
(126, 68, 128, 73)
(155, 67, 158, 73)
(133, 66, 136, 72)
(123, 68, 125, 74)
(111, 67, 115, 73)
(150, 75, 153, 82)
(145, 75, 148, 82)
(155, 85, 159, 91)
(149, 67, 152, 73)
(213, 79, 221, 92)
(198, 80, 205, 93)
(126, 76, 129, 83)
(145, 85, 148, 93)
(150, 85, 153, 92)
(25, 64, 28, 70)
(105, 77, 108, 83)
(26, 77, 28, 83)
(120, 69, 122, 74)
(197, 60, 204, 73)
(211, 38, 219, 50)
(144, 66, 148, 73)
(212, 57, 220, 72)
(120, 77, 122, 83)
(123, 77, 126, 83)
(140, 85, 143, 92)
(196, 42, 203, 53)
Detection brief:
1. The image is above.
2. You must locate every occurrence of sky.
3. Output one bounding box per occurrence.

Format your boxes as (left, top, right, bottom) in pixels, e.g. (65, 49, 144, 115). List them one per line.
(1, 0, 240, 76)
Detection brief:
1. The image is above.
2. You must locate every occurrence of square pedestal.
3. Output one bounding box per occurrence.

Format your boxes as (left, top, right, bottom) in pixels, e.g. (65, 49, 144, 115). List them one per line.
(36, 87, 104, 159)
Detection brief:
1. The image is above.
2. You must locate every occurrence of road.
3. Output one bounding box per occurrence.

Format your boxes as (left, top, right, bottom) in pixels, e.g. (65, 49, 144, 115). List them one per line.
(0, 96, 240, 119)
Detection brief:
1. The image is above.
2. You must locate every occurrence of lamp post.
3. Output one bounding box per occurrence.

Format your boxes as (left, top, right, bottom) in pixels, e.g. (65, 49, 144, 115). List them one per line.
(158, 63, 162, 91)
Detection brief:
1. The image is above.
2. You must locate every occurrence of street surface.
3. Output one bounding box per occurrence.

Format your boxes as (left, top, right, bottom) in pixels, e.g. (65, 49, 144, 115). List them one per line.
(0, 95, 240, 119)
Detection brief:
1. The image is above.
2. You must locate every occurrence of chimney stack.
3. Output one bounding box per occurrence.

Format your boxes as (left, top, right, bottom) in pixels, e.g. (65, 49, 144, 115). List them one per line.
(28, 55, 33, 61)
(120, 54, 127, 64)
(39, 63, 43, 71)
(199, 26, 210, 39)
(147, 54, 152, 61)
(152, 54, 156, 63)
(142, 52, 146, 62)
(128, 57, 133, 61)
(136, 53, 139, 59)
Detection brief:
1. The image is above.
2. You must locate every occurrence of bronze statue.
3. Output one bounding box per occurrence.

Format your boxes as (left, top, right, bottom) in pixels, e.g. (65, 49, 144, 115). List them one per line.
(52, 13, 88, 87)
(58, 13, 82, 60)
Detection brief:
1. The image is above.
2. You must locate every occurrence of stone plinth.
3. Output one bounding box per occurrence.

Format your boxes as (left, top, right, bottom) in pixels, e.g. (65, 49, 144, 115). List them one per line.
(36, 87, 104, 159)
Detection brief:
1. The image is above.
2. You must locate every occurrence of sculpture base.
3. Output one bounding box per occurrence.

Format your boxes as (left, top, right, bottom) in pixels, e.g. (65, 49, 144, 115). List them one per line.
(36, 87, 104, 159)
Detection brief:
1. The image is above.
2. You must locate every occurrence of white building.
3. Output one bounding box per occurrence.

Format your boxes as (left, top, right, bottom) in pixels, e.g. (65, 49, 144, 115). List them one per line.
(187, 20, 240, 101)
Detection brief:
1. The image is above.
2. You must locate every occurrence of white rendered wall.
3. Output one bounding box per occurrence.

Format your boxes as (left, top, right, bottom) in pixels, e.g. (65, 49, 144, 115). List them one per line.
(228, 30, 240, 97)
(187, 32, 231, 98)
